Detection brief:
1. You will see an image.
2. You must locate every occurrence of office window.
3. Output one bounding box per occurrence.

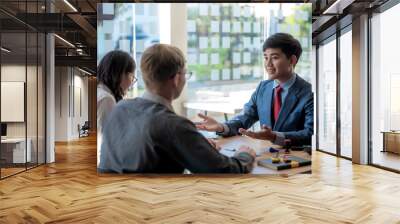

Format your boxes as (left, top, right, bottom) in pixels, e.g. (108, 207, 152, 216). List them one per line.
(371, 3, 400, 171)
(97, 3, 312, 122)
(317, 37, 337, 154)
(340, 29, 352, 158)
(186, 3, 312, 122)
(97, 3, 161, 98)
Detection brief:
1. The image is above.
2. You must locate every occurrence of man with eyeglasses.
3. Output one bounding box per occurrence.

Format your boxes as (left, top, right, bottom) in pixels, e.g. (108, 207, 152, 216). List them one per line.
(196, 33, 313, 147)
(99, 44, 256, 174)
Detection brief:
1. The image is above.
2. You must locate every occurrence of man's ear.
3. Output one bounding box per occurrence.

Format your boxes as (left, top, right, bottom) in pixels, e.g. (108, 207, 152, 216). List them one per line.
(289, 55, 298, 65)
(290, 55, 298, 67)
(172, 73, 180, 87)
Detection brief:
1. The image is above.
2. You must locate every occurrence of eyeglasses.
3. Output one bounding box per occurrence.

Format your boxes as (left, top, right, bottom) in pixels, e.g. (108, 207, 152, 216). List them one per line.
(185, 71, 193, 80)
(128, 72, 137, 84)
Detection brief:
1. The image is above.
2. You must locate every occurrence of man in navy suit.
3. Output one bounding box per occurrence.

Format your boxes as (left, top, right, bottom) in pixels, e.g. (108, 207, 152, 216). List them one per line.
(196, 33, 313, 146)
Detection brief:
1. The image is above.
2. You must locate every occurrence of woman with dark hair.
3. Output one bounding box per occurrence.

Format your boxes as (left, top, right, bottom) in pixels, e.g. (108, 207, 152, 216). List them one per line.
(97, 50, 136, 165)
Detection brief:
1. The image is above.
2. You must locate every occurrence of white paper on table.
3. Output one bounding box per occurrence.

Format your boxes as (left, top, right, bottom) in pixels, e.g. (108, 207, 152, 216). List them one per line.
(243, 52, 251, 64)
(222, 37, 230, 48)
(233, 21, 241, 33)
(211, 37, 219, 48)
(233, 5, 240, 17)
(222, 21, 230, 33)
(200, 53, 208, 65)
(243, 22, 251, 33)
(253, 22, 260, 33)
(188, 53, 197, 64)
(187, 20, 196, 33)
(211, 53, 219, 65)
(233, 52, 241, 64)
(211, 5, 220, 16)
(211, 69, 219, 80)
(199, 37, 208, 49)
(233, 68, 241, 79)
(222, 69, 230, 80)
(211, 21, 219, 33)
(199, 4, 208, 16)
(253, 37, 261, 48)
(220, 148, 235, 157)
(243, 37, 251, 48)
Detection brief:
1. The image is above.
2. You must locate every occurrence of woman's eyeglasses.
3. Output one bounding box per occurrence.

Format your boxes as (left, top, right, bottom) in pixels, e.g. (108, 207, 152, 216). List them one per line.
(184, 71, 193, 80)
(132, 76, 138, 84)
(128, 72, 137, 84)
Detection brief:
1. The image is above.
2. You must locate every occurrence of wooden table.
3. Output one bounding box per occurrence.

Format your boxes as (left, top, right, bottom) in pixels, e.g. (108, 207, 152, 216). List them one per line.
(183, 101, 243, 121)
(216, 136, 311, 175)
(1, 138, 32, 163)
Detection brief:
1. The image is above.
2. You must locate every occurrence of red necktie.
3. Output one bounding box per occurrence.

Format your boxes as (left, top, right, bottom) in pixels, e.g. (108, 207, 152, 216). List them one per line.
(273, 85, 283, 122)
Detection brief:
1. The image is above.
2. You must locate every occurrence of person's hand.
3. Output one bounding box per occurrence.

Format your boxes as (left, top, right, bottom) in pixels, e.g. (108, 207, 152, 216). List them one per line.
(206, 138, 221, 151)
(235, 145, 256, 158)
(195, 113, 224, 132)
(238, 125, 276, 142)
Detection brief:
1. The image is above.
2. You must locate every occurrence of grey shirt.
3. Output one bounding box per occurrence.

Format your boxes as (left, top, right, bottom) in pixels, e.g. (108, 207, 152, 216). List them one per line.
(98, 95, 254, 174)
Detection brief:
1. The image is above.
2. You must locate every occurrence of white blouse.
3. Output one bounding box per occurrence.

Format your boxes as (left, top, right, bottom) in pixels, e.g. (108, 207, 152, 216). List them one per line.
(97, 83, 116, 165)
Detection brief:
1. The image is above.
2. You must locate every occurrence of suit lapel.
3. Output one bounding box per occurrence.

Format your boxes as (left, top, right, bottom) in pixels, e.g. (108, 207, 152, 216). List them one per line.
(273, 80, 301, 131)
(265, 82, 274, 127)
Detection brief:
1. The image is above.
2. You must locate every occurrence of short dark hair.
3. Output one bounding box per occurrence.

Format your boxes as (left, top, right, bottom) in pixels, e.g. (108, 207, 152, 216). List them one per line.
(140, 44, 185, 88)
(263, 33, 302, 61)
(97, 50, 135, 102)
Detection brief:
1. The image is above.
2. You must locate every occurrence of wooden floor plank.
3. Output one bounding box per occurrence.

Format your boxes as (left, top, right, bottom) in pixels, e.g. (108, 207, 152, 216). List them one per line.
(0, 135, 399, 223)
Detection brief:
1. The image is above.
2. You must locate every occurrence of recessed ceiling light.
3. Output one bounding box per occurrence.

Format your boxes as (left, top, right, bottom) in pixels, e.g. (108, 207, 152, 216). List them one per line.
(1, 47, 11, 53)
(63, 0, 78, 12)
(54, 34, 75, 48)
(78, 67, 92, 76)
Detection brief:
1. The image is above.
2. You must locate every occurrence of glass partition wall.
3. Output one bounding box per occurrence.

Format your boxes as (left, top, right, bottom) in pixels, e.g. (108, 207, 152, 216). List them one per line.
(370, 2, 400, 172)
(0, 1, 46, 179)
(316, 0, 400, 172)
(317, 35, 337, 155)
(316, 26, 353, 159)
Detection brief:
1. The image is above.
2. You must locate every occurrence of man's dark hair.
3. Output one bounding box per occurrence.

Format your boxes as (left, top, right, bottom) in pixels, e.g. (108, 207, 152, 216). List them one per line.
(97, 50, 136, 102)
(262, 33, 302, 61)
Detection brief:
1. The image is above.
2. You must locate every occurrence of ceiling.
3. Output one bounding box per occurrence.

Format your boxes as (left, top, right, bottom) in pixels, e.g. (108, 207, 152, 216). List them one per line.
(0, 0, 394, 75)
(310, 0, 390, 43)
(0, 0, 98, 75)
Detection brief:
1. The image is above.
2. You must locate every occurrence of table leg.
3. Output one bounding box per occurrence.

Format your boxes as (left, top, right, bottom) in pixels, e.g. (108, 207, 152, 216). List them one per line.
(382, 133, 386, 152)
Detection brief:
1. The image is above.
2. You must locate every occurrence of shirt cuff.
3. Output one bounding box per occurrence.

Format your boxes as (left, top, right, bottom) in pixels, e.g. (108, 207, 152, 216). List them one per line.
(216, 123, 230, 136)
(273, 132, 285, 146)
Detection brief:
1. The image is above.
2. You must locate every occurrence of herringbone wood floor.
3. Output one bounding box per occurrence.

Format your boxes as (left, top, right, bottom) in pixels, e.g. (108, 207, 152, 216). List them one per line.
(1, 135, 400, 223)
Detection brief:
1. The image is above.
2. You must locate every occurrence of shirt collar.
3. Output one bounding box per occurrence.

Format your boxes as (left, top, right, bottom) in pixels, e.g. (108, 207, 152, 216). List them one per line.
(141, 91, 175, 112)
(273, 73, 297, 90)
